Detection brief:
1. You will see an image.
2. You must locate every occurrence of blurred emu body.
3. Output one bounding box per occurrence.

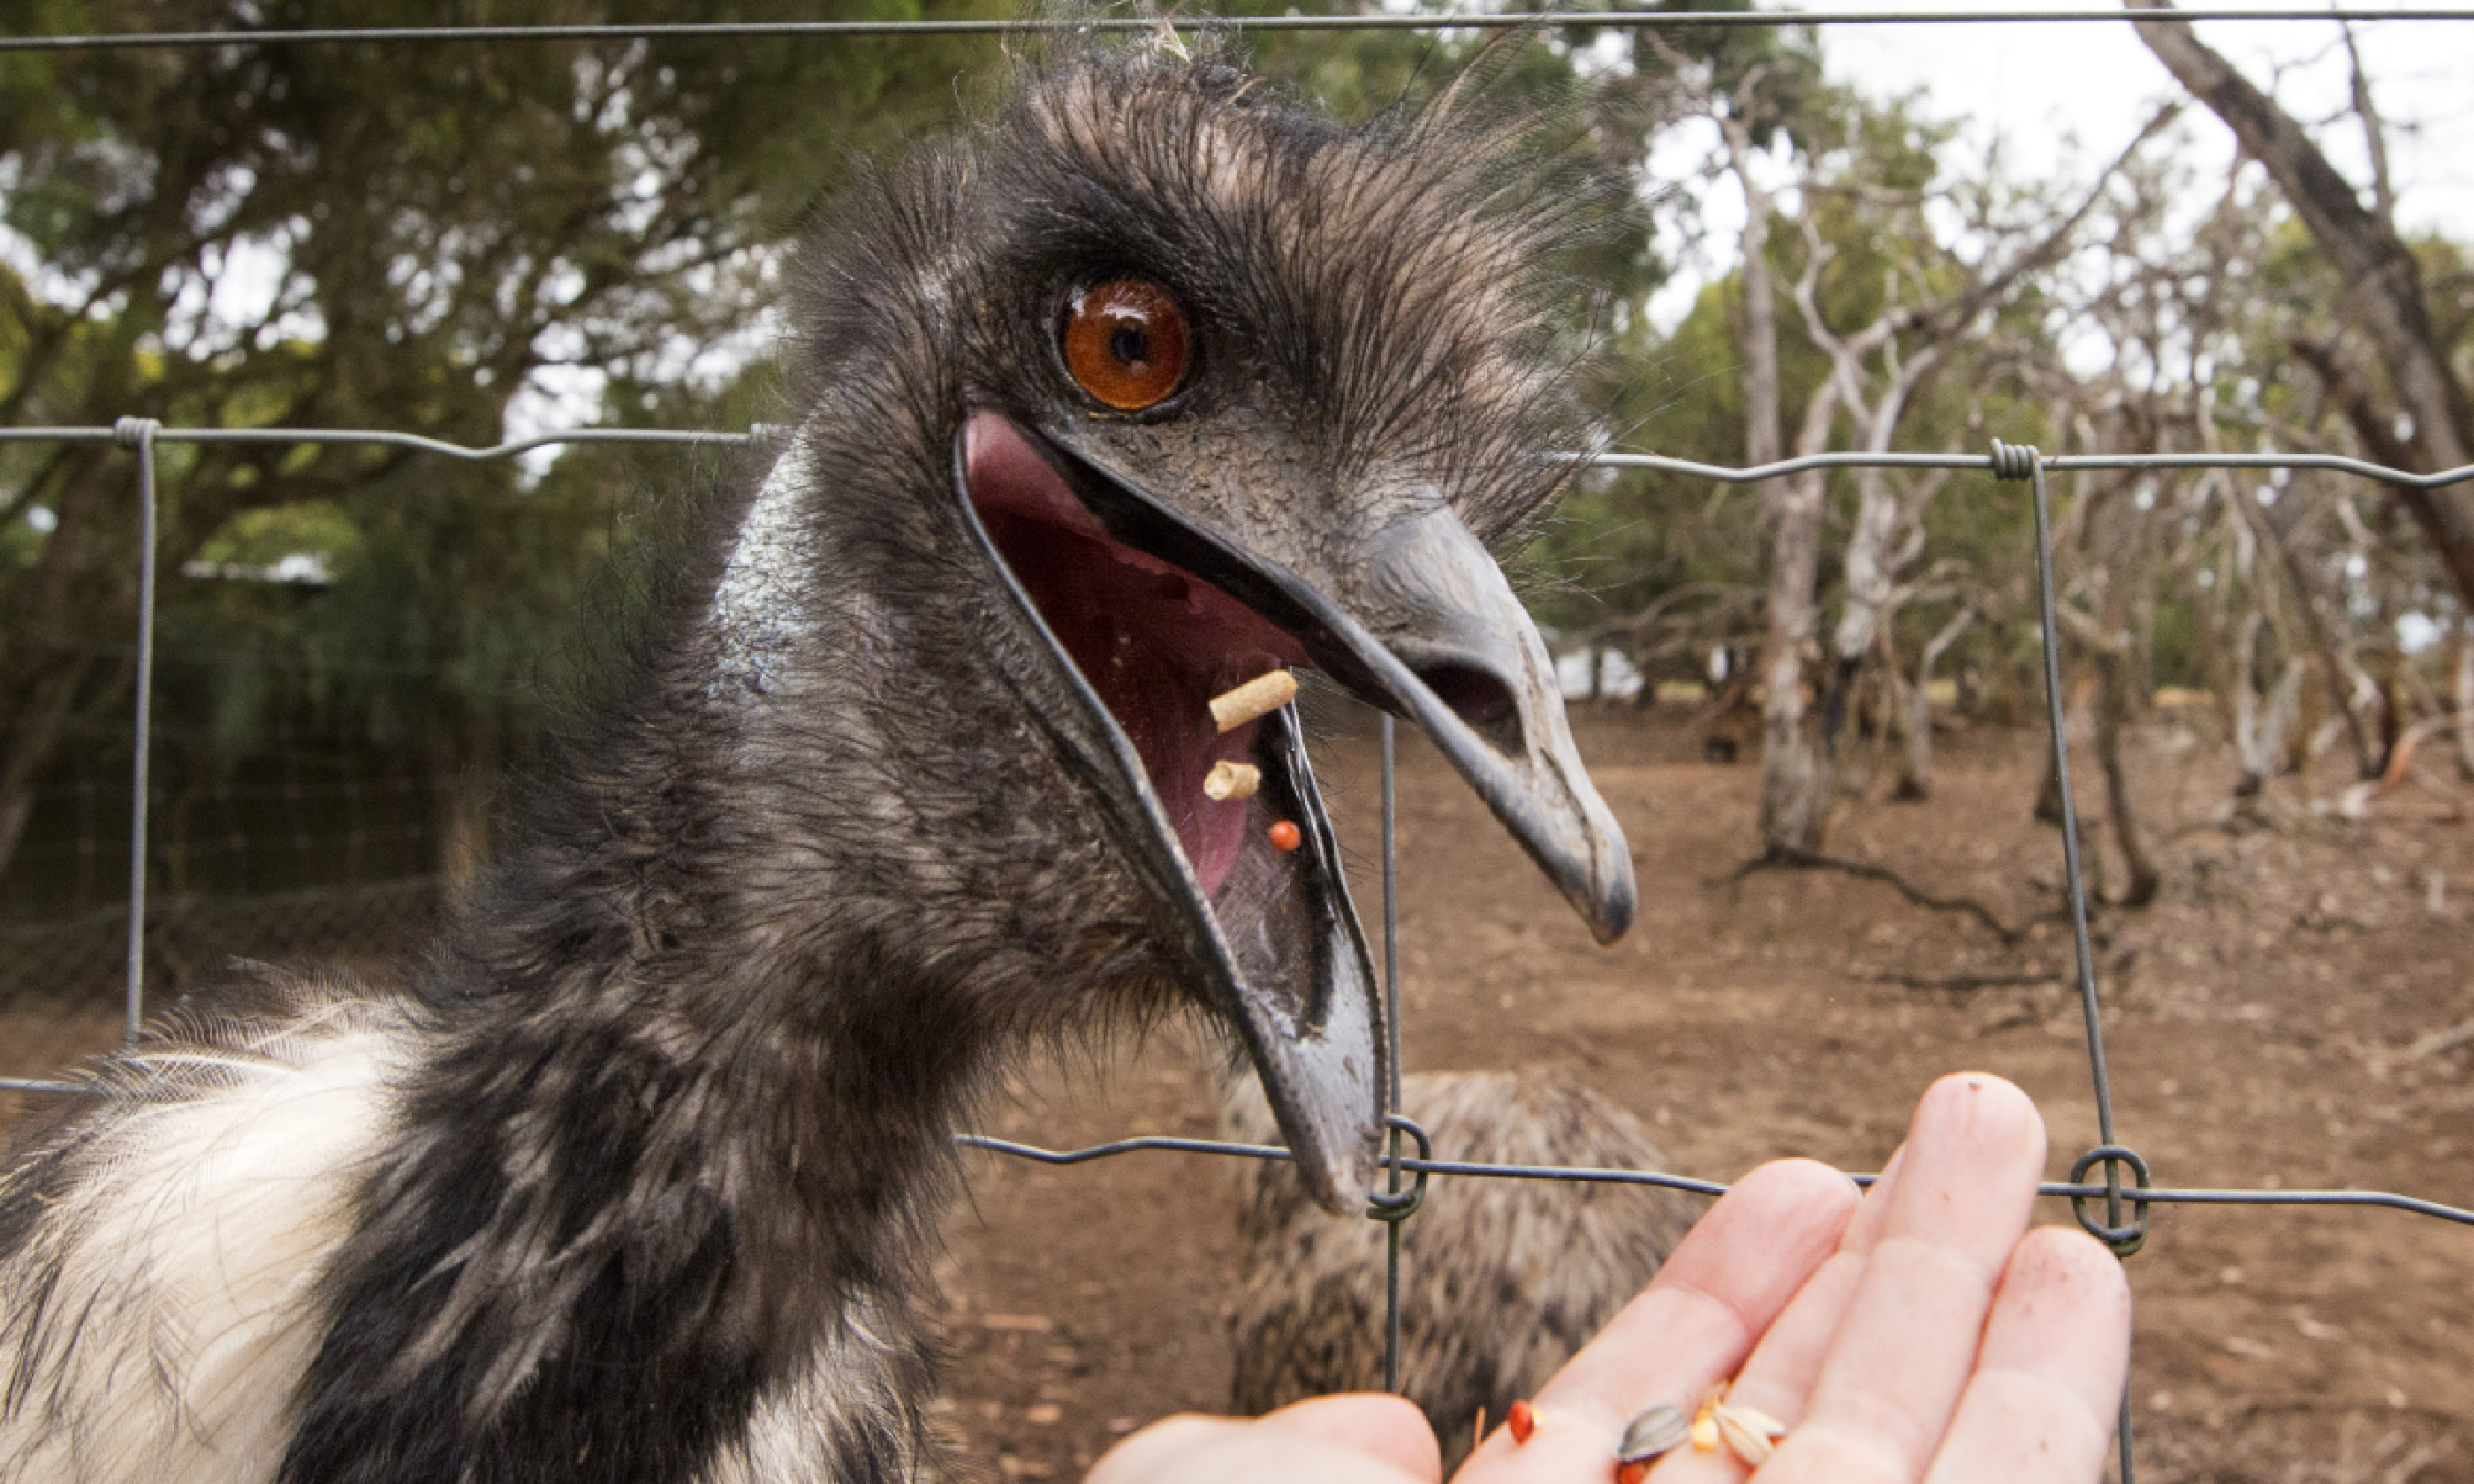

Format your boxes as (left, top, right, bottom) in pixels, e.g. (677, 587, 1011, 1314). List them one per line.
(1224, 1071, 1695, 1471)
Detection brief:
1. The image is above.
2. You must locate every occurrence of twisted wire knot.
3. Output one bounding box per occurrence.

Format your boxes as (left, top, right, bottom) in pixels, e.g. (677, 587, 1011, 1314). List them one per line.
(2069, 1144, 2151, 1256)
(1988, 439, 2041, 481)
(1365, 1112, 1431, 1223)
(112, 416, 162, 449)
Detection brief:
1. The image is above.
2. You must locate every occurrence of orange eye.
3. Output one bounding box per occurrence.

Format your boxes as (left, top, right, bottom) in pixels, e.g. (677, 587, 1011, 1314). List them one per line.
(1061, 279, 1191, 411)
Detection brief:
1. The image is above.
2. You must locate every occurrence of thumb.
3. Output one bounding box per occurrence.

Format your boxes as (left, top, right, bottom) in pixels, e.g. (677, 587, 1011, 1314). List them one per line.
(1088, 1395, 1439, 1484)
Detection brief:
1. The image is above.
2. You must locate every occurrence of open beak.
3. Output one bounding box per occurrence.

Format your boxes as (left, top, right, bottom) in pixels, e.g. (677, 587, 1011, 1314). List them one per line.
(952, 410, 1634, 1213)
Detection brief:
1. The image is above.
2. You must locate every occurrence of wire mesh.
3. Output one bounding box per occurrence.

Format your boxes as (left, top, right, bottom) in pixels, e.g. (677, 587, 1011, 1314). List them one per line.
(8, 422, 2474, 1483)
(6, 8, 2474, 1476)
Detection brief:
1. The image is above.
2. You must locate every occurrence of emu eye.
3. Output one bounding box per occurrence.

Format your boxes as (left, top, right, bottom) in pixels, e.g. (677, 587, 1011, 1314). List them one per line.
(1061, 279, 1191, 411)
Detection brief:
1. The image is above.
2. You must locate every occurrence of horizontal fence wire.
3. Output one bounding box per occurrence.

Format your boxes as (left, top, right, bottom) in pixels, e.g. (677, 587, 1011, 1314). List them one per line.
(953, 1133, 2474, 1225)
(6, 423, 2473, 488)
(5, 6, 2474, 49)
(11, 415, 2474, 1484)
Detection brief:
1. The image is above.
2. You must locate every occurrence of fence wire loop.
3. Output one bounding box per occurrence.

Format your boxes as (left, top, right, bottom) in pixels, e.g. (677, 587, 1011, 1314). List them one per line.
(1987, 437, 2041, 481)
(2070, 1145, 2154, 1256)
(1367, 1114, 1432, 1223)
(110, 415, 160, 449)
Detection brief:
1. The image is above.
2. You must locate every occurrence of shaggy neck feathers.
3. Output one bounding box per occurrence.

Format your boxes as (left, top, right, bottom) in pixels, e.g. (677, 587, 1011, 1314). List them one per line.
(276, 446, 987, 1484)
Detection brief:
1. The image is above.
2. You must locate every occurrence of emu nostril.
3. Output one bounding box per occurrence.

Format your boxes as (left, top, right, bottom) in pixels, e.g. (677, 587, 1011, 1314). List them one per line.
(1415, 662, 1523, 755)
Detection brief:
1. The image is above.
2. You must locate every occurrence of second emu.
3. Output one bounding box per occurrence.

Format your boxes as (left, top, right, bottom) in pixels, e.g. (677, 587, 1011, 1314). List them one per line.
(1224, 1071, 1697, 1470)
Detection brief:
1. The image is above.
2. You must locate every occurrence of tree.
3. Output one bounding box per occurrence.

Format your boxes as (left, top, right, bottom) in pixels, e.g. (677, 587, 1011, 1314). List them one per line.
(0, 0, 1002, 882)
(2128, 2, 2474, 602)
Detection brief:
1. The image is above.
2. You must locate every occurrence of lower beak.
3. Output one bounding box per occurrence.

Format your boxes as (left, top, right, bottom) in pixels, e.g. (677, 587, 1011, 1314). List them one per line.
(1015, 433, 1634, 1212)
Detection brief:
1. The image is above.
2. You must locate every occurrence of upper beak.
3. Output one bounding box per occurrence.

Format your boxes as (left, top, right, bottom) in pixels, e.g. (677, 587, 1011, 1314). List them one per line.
(1035, 439, 1637, 943)
(1340, 507, 1636, 945)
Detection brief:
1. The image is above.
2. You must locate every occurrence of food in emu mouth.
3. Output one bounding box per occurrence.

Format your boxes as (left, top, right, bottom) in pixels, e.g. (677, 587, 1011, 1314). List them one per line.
(1203, 761, 1262, 801)
(1209, 670, 1298, 732)
(963, 413, 1310, 899)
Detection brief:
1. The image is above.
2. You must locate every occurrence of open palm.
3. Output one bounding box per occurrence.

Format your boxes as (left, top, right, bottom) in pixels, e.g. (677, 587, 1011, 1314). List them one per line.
(1091, 1074, 2130, 1484)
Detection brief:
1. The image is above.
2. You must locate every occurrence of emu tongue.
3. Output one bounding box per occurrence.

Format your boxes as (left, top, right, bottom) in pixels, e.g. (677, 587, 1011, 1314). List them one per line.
(959, 410, 1385, 1213)
(964, 417, 1309, 898)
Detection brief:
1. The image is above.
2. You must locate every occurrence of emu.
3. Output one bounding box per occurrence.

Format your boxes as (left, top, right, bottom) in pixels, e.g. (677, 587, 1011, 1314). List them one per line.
(0, 33, 1635, 1484)
(1222, 1071, 1694, 1472)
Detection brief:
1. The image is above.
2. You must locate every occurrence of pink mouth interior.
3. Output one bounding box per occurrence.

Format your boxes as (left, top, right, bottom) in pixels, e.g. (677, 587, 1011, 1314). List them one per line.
(964, 413, 1310, 898)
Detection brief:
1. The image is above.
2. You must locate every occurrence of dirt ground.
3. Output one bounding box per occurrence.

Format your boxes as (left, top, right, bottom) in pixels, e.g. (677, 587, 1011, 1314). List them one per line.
(7, 707, 2473, 1482)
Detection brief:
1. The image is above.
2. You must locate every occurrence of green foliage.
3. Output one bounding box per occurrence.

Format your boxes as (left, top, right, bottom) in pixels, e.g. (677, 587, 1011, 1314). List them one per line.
(0, 0, 1017, 882)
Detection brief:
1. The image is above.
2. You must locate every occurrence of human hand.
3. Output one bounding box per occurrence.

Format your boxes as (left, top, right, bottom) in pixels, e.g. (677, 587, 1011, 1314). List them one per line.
(1086, 1071, 2131, 1484)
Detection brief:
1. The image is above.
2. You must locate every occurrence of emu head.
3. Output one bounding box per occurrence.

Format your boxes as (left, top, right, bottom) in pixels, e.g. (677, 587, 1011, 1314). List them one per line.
(717, 36, 1632, 1215)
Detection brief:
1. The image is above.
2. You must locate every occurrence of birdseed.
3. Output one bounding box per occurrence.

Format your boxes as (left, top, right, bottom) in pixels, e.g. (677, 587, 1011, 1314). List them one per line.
(1208, 670, 1297, 732)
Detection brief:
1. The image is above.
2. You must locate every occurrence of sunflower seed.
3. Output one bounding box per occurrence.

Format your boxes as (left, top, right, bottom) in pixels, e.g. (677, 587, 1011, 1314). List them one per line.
(1615, 1404, 1690, 1464)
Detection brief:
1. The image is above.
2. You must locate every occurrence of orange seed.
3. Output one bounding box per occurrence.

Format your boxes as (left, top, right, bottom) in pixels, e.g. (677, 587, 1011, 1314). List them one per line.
(1267, 820, 1302, 852)
(1506, 1400, 1537, 1444)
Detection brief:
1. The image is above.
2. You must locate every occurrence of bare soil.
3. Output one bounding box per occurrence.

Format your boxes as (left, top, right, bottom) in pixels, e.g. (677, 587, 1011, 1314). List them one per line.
(8, 709, 2473, 1482)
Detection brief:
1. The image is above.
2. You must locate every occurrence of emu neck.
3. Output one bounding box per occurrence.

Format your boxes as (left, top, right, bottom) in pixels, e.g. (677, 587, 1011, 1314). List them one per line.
(280, 462, 983, 1484)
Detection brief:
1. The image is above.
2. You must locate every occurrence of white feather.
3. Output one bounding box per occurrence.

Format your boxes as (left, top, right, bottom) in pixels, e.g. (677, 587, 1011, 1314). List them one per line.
(0, 1003, 408, 1484)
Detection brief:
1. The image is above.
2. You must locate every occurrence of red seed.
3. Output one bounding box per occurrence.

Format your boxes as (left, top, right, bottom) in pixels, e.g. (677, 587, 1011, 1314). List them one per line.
(1506, 1400, 1537, 1444)
(1267, 820, 1302, 852)
(1616, 1463, 1649, 1484)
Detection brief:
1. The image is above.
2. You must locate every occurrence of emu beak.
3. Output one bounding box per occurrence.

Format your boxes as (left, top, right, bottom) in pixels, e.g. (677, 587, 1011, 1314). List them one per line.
(1340, 507, 1636, 945)
(954, 411, 1631, 1213)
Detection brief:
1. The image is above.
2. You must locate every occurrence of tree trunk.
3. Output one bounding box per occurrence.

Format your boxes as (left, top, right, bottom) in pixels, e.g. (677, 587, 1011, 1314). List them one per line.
(2129, 1, 2474, 604)
(2454, 626, 2474, 781)
(1726, 126, 1833, 858)
(1759, 463, 1831, 857)
(1895, 605, 1973, 802)
(2243, 483, 2384, 778)
(2092, 645, 2160, 907)
(1733, 134, 1783, 473)
(1822, 466, 1900, 767)
(2033, 740, 2066, 825)
(2235, 640, 2306, 804)
(1759, 375, 1842, 857)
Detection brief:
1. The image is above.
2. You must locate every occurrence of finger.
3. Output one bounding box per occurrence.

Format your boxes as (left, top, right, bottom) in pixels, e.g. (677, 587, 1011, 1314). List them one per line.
(1924, 1229, 2131, 1484)
(1648, 1140, 1910, 1481)
(1761, 1072, 2048, 1484)
(1089, 1399, 1441, 1484)
(1839, 1142, 1908, 1257)
(1266, 1395, 1444, 1483)
(1461, 1160, 1857, 1482)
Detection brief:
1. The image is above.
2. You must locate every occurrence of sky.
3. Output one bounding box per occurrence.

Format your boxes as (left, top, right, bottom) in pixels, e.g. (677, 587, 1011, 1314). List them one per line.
(1808, 0, 2474, 237)
(1641, 1, 2474, 329)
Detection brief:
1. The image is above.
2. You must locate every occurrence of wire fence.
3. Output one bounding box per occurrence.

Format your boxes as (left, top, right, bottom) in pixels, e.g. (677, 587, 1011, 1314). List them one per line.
(7, 6, 2474, 1481)
(7, 418, 2474, 1480)
(8, 5, 2474, 49)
